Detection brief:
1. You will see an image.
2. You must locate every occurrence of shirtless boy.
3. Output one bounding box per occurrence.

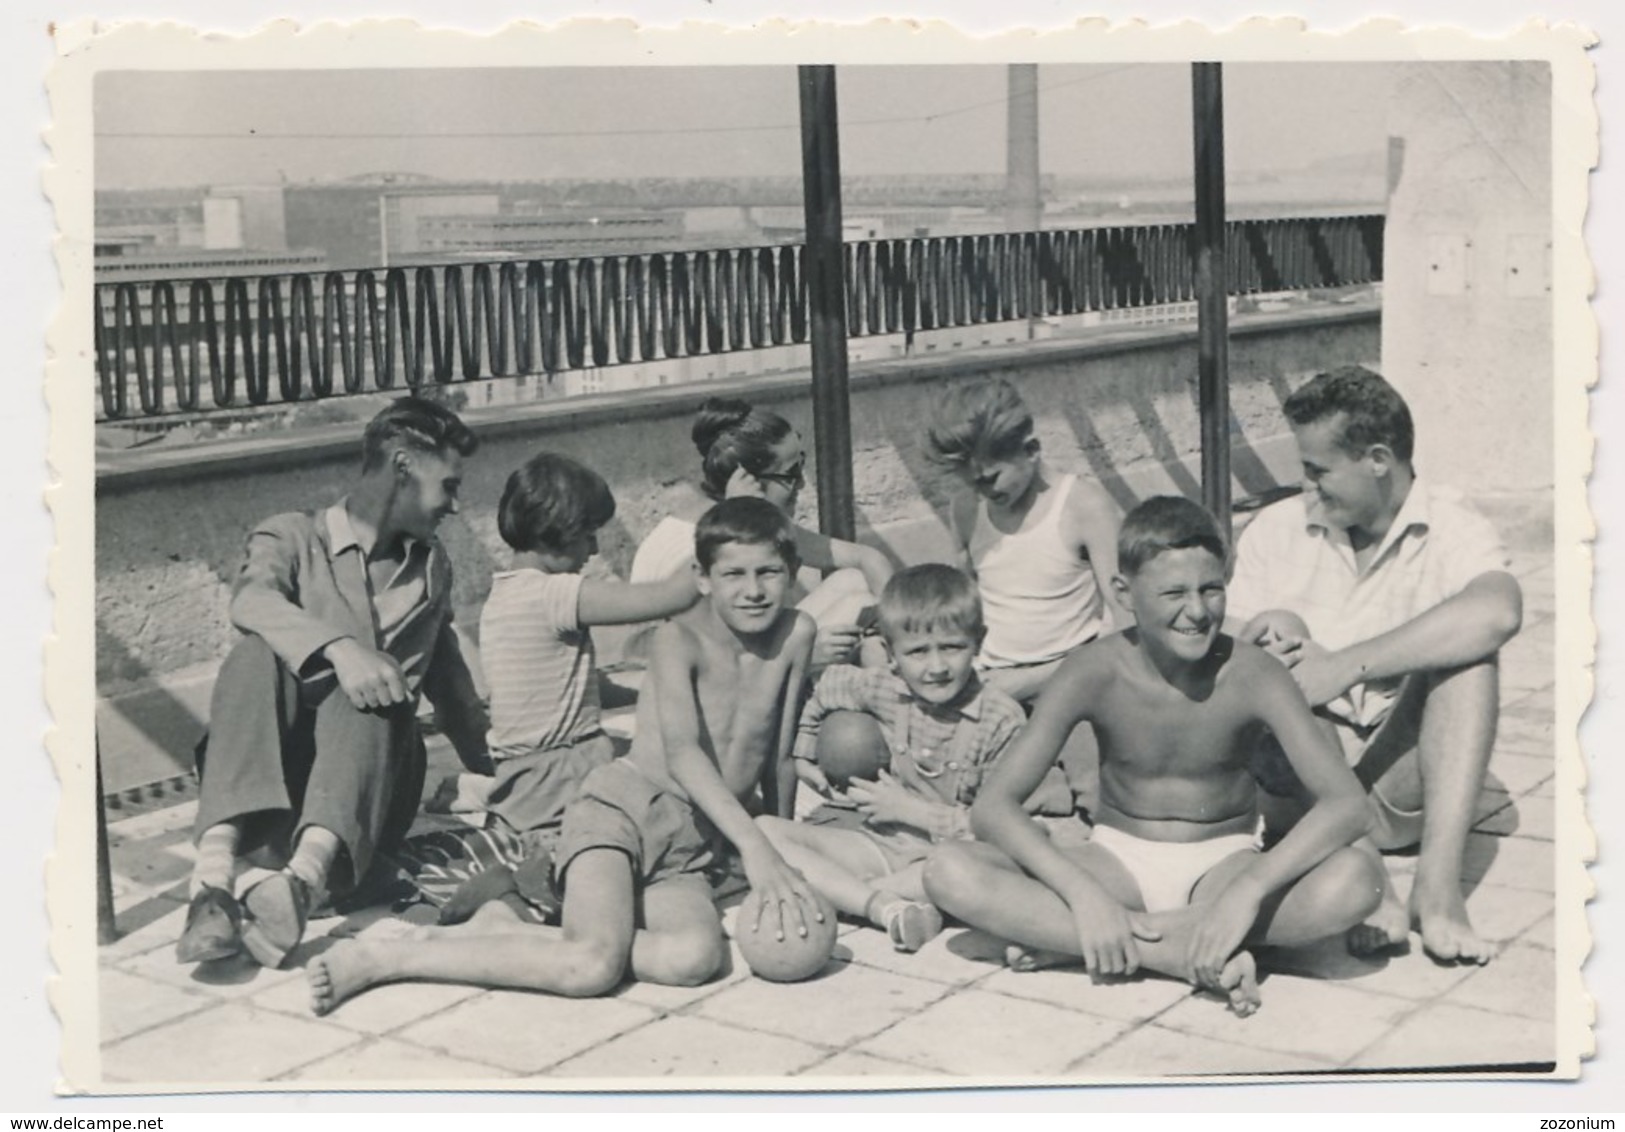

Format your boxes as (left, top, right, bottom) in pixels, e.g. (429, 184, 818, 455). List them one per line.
(924, 496, 1381, 1013)
(307, 497, 824, 1011)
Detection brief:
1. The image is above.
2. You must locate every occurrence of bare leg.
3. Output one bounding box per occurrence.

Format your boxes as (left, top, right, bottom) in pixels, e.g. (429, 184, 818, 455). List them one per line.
(374, 899, 539, 942)
(924, 838, 1144, 972)
(871, 861, 928, 903)
(1217, 845, 1385, 948)
(1365, 659, 1500, 963)
(758, 816, 943, 950)
(928, 837, 1380, 1015)
(1260, 683, 1412, 960)
(624, 875, 724, 986)
(1257, 639, 1496, 963)
(926, 840, 1258, 1011)
(1093, 846, 1379, 1015)
(756, 815, 889, 920)
(1344, 839, 1410, 955)
(307, 848, 638, 1014)
(308, 858, 722, 1014)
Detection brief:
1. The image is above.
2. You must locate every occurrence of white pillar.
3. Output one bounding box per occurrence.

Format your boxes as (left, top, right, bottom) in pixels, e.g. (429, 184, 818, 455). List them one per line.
(1380, 62, 1552, 496)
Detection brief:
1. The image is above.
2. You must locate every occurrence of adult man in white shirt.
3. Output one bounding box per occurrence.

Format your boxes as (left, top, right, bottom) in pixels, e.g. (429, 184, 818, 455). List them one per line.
(1228, 366, 1523, 964)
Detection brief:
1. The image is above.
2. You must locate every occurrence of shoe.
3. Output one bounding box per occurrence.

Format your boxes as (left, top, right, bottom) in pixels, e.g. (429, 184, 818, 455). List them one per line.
(884, 901, 944, 954)
(239, 871, 312, 969)
(175, 885, 244, 964)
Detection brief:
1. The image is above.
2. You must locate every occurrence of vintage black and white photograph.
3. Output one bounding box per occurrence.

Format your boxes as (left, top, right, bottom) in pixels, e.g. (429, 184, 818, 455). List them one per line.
(51, 19, 1590, 1091)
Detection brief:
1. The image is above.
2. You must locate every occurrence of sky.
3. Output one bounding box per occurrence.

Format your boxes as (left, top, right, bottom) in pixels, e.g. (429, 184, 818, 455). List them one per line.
(92, 62, 1400, 190)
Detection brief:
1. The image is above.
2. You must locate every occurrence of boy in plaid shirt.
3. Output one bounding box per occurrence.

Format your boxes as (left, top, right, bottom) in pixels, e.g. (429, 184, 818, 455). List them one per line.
(756, 564, 1026, 952)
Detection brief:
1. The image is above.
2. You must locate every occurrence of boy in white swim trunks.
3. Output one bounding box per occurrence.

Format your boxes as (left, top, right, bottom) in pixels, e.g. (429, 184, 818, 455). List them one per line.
(924, 496, 1380, 1014)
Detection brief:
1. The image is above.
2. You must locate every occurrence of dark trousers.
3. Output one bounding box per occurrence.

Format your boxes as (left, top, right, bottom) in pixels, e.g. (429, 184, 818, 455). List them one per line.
(193, 635, 425, 893)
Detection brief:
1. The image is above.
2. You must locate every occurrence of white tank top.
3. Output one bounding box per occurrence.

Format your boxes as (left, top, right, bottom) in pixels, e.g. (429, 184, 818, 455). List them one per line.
(969, 474, 1107, 667)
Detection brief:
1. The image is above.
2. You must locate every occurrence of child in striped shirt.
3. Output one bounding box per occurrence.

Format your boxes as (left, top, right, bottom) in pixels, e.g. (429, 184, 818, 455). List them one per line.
(474, 452, 700, 839)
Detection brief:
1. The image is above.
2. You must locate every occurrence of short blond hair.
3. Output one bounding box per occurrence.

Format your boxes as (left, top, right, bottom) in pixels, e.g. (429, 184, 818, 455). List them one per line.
(876, 563, 984, 641)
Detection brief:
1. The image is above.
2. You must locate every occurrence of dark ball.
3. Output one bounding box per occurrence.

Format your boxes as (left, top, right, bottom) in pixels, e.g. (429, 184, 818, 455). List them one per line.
(815, 710, 890, 789)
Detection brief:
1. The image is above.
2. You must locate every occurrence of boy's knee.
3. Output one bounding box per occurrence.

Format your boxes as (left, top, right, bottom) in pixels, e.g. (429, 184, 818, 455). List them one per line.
(553, 940, 628, 998)
(666, 928, 726, 987)
(1321, 846, 1385, 920)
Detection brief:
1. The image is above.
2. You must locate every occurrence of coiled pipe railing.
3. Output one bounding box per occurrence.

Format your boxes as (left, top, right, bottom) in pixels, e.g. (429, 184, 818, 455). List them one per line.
(93, 213, 1383, 420)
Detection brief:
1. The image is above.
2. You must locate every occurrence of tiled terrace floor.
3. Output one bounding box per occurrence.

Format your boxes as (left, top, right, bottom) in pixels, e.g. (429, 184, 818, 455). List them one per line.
(94, 548, 1566, 1088)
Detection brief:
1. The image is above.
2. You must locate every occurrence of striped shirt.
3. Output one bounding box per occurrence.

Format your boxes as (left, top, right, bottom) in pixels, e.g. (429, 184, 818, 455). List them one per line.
(794, 664, 1026, 841)
(480, 569, 600, 761)
(1226, 479, 1512, 728)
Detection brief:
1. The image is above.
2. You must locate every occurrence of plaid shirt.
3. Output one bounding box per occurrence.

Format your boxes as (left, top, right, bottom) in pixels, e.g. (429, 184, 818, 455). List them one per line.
(1226, 478, 1512, 728)
(793, 664, 1026, 841)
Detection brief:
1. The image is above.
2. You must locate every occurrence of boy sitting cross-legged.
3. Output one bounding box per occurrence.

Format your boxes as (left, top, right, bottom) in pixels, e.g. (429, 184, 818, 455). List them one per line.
(306, 497, 825, 1012)
(923, 496, 1382, 1014)
(756, 564, 1027, 954)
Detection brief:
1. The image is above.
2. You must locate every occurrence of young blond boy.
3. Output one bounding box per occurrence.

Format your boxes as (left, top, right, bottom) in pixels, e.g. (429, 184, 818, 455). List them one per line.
(756, 565, 1027, 953)
(924, 497, 1381, 1013)
(307, 498, 824, 1012)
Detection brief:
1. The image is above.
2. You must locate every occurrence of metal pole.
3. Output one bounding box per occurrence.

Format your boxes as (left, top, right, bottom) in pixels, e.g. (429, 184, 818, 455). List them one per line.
(798, 65, 856, 542)
(95, 739, 118, 945)
(1191, 62, 1232, 540)
(379, 195, 390, 270)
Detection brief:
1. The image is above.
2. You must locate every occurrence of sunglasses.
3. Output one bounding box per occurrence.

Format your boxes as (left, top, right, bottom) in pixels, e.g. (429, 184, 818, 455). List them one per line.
(755, 459, 806, 491)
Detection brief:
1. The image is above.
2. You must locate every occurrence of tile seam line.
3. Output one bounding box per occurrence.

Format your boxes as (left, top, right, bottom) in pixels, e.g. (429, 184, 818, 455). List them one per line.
(94, 989, 218, 1050)
(100, 1001, 367, 1084)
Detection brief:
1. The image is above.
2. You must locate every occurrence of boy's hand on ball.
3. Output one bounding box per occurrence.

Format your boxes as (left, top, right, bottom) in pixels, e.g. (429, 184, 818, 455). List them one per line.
(846, 771, 918, 826)
(742, 848, 824, 941)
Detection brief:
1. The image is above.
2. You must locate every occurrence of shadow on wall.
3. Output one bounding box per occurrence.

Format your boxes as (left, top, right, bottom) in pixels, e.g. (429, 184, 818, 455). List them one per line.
(95, 623, 211, 794)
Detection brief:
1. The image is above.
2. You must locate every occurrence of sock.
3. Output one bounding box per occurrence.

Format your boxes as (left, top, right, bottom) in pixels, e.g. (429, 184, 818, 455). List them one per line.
(864, 890, 901, 929)
(287, 825, 342, 896)
(191, 823, 241, 897)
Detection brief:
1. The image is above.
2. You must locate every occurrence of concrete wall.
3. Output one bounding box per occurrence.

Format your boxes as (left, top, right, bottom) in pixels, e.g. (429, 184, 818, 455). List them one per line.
(1381, 62, 1553, 498)
(95, 306, 1379, 790)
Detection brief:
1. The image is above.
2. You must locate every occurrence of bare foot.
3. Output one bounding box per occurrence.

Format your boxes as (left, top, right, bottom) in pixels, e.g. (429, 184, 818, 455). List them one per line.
(1347, 892, 1411, 957)
(1217, 951, 1261, 1017)
(1412, 884, 1496, 964)
(1004, 943, 1077, 973)
(307, 942, 388, 1016)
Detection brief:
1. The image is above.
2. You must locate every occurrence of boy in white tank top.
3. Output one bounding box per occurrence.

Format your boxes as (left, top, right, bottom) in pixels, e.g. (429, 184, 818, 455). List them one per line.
(927, 378, 1125, 813)
(927, 377, 1124, 704)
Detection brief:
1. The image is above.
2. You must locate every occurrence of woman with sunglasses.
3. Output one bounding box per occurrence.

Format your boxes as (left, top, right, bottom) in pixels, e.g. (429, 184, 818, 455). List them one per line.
(630, 396, 893, 669)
